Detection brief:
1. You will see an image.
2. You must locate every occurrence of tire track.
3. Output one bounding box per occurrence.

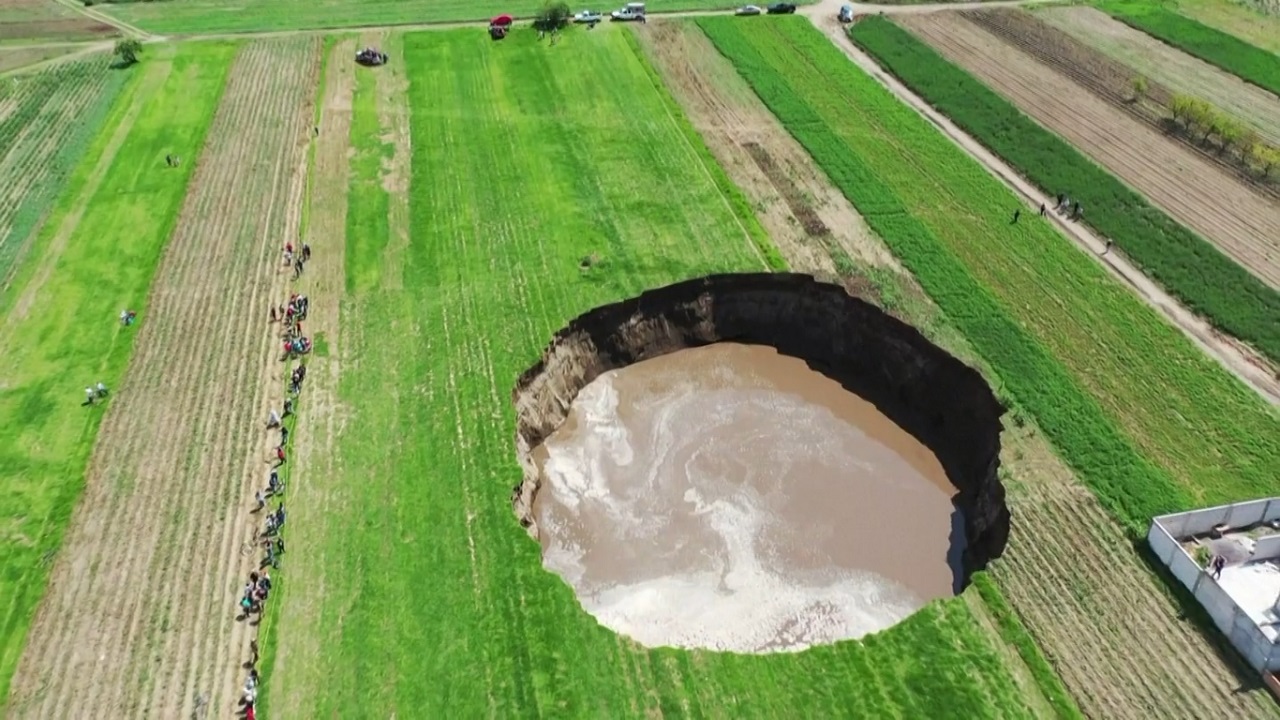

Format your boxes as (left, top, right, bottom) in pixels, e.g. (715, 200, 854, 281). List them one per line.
(5, 37, 320, 720)
(900, 13, 1280, 290)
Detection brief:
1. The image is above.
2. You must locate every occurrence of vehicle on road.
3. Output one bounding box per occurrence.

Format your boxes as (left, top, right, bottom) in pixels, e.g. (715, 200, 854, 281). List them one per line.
(837, 4, 854, 22)
(611, 2, 646, 20)
(767, 3, 797, 13)
(355, 47, 388, 66)
(735, 4, 763, 15)
(574, 9, 604, 22)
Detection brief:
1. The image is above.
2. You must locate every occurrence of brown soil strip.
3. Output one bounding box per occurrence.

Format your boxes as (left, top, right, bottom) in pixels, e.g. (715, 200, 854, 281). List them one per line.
(962, 8, 1278, 195)
(1039, 6, 1280, 146)
(740, 141, 831, 237)
(634, 21, 900, 278)
(899, 13, 1280, 289)
(4, 36, 320, 719)
(265, 36, 355, 719)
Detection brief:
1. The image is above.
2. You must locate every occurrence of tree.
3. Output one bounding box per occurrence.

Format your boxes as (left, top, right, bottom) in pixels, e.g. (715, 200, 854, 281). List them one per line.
(114, 39, 142, 67)
(1130, 75, 1148, 103)
(1214, 116, 1244, 155)
(534, 0, 571, 31)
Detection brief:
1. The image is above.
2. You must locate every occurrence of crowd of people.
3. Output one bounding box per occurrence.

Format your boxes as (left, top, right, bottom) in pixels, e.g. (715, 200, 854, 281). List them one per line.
(236, 246, 315, 719)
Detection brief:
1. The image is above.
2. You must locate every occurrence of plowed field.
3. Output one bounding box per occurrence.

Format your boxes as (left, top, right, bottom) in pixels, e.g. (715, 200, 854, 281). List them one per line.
(5, 36, 320, 719)
(1040, 6, 1280, 146)
(899, 13, 1280, 289)
(960, 8, 1276, 193)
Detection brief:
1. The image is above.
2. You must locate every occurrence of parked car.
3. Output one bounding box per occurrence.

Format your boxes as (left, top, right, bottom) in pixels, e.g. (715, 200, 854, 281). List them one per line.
(611, 2, 646, 20)
(735, 4, 763, 15)
(573, 9, 603, 22)
(766, 2, 796, 13)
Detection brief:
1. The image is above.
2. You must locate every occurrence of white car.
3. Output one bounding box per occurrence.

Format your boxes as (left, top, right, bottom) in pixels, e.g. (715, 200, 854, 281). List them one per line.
(735, 4, 763, 14)
(611, 2, 646, 20)
(574, 10, 603, 22)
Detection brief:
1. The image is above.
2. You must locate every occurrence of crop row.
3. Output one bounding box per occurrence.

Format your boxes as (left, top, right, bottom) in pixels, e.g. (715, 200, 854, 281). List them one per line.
(962, 9, 1279, 192)
(1102, 4, 1280, 97)
(697, 16, 1280, 527)
(848, 17, 1280, 365)
(0, 56, 126, 283)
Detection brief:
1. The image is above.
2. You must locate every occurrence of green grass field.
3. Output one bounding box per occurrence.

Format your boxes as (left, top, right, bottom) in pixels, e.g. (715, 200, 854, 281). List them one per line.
(1102, 3, 1280, 95)
(0, 55, 126, 285)
(846, 17, 1280, 365)
(264, 27, 1039, 718)
(696, 16, 1280, 530)
(102, 0, 742, 35)
(0, 41, 235, 701)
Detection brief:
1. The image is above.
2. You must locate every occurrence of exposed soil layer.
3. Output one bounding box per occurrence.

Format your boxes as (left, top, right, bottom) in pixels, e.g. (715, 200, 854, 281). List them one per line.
(512, 273, 1010, 590)
(532, 342, 964, 651)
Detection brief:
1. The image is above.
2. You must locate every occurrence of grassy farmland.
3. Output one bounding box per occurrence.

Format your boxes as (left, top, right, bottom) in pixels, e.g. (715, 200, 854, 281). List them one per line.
(846, 16, 1280, 365)
(1102, 3, 1280, 95)
(261, 27, 1040, 718)
(0, 54, 126, 288)
(100, 0, 741, 35)
(696, 16, 1280, 528)
(0, 42, 235, 701)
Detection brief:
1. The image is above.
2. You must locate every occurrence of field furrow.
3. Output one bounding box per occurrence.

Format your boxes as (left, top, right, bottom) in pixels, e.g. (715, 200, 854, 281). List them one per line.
(1040, 6, 1280, 146)
(5, 36, 319, 719)
(961, 8, 1277, 194)
(899, 13, 1280, 289)
(0, 55, 121, 284)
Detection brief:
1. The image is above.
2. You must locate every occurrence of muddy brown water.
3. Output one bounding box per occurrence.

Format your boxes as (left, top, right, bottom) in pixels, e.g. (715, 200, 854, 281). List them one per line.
(532, 342, 964, 653)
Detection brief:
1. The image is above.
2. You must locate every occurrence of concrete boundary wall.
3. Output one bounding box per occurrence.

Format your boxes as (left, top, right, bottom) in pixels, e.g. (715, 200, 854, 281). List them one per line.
(1149, 498, 1280, 672)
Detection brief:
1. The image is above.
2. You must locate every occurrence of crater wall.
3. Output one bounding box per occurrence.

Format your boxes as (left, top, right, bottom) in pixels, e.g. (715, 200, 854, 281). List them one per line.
(512, 273, 1010, 578)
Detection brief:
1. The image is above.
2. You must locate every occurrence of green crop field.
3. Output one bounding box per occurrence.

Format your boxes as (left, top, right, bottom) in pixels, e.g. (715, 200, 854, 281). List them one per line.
(696, 16, 1280, 529)
(846, 17, 1280, 365)
(0, 55, 126, 287)
(1102, 3, 1280, 96)
(101, 0, 742, 35)
(260, 27, 1037, 718)
(0, 42, 234, 701)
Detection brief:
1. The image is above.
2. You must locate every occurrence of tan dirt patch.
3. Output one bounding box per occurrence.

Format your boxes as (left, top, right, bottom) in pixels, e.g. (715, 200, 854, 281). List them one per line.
(898, 13, 1280, 290)
(266, 36, 355, 720)
(4, 36, 321, 719)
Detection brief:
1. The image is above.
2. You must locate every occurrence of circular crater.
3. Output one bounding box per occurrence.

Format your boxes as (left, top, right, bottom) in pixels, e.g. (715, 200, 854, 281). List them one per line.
(512, 273, 1010, 653)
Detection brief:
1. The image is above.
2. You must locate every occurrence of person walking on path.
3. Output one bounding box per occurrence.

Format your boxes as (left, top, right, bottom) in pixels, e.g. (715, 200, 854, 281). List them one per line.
(248, 638, 259, 667)
(283, 398, 294, 418)
(95, 382, 108, 399)
(1038, 202, 1046, 217)
(302, 243, 311, 262)
(1010, 209, 1020, 224)
(1102, 239, 1113, 256)
(84, 386, 95, 406)
(255, 490, 266, 512)
(275, 446, 286, 467)
(266, 408, 281, 429)
(1072, 201, 1081, 220)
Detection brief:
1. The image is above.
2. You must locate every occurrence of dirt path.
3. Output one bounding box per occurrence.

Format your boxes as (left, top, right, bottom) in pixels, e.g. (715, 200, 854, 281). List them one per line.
(1040, 6, 1280, 146)
(51, 0, 152, 40)
(4, 37, 320, 719)
(265, 36, 355, 718)
(900, 14, 1280, 290)
(798, 12, 1280, 406)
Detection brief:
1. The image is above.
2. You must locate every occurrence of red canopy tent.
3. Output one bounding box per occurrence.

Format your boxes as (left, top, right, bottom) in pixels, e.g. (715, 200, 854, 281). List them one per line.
(490, 14, 514, 26)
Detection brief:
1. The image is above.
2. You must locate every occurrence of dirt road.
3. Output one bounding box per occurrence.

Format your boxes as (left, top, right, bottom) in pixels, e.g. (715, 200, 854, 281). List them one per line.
(901, 14, 1280, 290)
(5, 37, 319, 719)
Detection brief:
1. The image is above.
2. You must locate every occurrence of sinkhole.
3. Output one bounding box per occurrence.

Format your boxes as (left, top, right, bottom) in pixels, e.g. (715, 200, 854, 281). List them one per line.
(511, 273, 1010, 653)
